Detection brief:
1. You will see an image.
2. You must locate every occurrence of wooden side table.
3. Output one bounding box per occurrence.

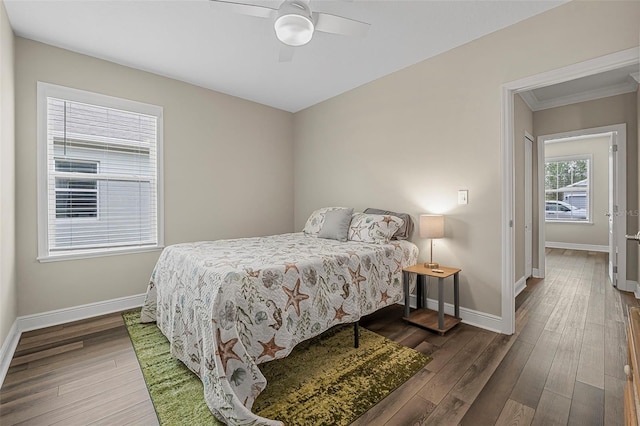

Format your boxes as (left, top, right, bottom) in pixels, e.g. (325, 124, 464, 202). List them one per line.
(402, 264, 462, 335)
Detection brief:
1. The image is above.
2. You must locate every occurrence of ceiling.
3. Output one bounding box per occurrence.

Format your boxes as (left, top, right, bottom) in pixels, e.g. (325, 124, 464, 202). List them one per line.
(5, 0, 566, 113)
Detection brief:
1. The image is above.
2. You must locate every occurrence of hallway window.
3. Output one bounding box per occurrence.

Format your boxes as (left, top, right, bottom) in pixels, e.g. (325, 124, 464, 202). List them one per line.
(544, 156, 590, 222)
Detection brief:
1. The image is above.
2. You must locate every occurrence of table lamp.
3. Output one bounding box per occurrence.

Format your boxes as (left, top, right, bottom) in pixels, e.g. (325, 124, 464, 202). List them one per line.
(420, 214, 444, 269)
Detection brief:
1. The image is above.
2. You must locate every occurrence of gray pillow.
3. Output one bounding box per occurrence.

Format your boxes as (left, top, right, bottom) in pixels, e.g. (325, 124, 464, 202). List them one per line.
(363, 208, 414, 240)
(318, 208, 354, 242)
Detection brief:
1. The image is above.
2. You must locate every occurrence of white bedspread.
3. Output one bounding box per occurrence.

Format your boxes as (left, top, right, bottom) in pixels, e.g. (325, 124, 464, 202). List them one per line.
(140, 232, 418, 425)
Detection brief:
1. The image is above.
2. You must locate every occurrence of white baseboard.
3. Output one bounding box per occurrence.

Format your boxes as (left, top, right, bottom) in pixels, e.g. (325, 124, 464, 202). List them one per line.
(0, 320, 20, 389)
(403, 295, 502, 334)
(630, 281, 640, 299)
(0, 293, 146, 388)
(545, 242, 608, 252)
(515, 276, 527, 297)
(532, 268, 544, 278)
(18, 293, 146, 333)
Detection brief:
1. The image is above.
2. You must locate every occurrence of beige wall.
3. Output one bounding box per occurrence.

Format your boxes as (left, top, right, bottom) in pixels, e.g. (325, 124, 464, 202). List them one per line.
(6, 1, 640, 326)
(0, 0, 16, 347)
(638, 88, 639, 287)
(15, 38, 295, 316)
(544, 136, 610, 246)
(514, 94, 534, 281)
(534, 92, 638, 282)
(293, 1, 640, 316)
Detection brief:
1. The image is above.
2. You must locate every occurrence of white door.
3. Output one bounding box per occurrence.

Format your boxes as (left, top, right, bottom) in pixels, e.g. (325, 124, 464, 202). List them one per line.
(608, 136, 617, 287)
(524, 135, 533, 278)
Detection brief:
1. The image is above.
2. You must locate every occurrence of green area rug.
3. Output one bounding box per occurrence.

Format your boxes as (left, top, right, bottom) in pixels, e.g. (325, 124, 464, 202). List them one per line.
(123, 310, 430, 425)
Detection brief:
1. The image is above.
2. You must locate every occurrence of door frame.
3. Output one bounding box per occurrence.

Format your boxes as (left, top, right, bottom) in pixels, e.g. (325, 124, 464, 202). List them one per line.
(524, 132, 533, 281)
(500, 47, 638, 335)
(537, 125, 627, 289)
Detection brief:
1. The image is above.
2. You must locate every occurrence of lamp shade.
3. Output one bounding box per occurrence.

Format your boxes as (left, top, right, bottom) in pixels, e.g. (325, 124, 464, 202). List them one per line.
(419, 215, 444, 239)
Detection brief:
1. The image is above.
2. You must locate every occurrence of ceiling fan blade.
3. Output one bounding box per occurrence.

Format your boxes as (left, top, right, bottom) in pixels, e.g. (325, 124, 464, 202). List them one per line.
(312, 12, 370, 38)
(209, 0, 276, 19)
(279, 46, 295, 62)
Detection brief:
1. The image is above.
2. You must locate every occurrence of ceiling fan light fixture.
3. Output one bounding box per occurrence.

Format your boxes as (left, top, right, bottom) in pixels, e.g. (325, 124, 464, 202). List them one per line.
(274, 13, 313, 46)
(274, 1, 314, 47)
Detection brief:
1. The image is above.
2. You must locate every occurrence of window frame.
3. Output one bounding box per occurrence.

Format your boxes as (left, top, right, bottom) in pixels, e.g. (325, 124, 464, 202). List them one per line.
(37, 82, 164, 262)
(543, 154, 592, 224)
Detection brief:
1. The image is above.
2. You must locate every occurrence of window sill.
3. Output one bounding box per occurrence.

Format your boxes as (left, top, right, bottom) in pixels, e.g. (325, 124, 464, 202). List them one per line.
(545, 220, 593, 225)
(37, 245, 164, 263)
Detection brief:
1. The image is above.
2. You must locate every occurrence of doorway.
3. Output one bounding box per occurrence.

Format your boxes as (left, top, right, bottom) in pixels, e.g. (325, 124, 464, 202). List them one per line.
(537, 126, 627, 290)
(499, 47, 639, 335)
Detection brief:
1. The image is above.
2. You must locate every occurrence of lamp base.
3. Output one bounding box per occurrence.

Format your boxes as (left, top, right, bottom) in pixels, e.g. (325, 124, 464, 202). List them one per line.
(424, 262, 439, 269)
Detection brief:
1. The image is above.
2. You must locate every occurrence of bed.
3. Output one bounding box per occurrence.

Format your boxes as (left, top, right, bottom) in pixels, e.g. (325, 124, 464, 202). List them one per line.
(140, 209, 418, 425)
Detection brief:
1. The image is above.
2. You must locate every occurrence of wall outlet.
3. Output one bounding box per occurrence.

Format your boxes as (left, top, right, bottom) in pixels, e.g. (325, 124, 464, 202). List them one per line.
(458, 190, 468, 205)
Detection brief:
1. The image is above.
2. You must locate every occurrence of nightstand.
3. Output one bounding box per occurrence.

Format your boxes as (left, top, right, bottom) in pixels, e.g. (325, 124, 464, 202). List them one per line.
(402, 264, 461, 335)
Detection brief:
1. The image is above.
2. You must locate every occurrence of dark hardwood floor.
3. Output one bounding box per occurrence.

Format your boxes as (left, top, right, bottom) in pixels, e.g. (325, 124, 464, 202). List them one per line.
(357, 249, 636, 425)
(0, 248, 635, 425)
(462, 249, 633, 426)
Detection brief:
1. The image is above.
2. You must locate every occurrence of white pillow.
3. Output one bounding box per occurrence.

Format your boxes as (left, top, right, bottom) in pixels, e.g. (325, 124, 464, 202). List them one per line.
(303, 207, 350, 237)
(348, 213, 404, 244)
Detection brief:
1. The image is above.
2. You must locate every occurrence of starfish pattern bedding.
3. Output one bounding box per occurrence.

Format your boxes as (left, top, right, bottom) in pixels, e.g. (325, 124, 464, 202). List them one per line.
(140, 232, 418, 425)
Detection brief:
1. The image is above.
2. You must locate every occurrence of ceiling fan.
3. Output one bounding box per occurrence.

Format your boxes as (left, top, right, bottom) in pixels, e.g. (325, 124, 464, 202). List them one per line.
(209, 0, 370, 61)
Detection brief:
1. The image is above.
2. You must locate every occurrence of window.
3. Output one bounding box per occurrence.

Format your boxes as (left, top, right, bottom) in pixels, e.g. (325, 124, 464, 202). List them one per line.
(544, 156, 590, 222)
(38, 83, 163, 261)
(55, 159, 98, 219)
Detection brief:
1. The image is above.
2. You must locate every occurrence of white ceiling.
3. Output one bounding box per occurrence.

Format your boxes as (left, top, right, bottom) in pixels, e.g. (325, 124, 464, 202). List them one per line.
(5, 0, 566, 113)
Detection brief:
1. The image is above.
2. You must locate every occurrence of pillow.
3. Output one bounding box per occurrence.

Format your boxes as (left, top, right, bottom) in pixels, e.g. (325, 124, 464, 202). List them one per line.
(303, 207, 350, 237)
(363, 208, 414, 240)
(318, 208, 354, 242)
(348, 213, 404, 244)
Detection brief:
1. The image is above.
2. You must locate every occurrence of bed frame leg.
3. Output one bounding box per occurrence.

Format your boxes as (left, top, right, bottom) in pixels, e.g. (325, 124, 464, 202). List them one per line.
(354, 321, 359, 348)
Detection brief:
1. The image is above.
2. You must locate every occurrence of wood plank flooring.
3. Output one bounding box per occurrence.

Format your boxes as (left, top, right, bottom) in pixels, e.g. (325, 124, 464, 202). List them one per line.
(461, 249, 636, 426)
(0, 315, 158, 426)
(0, 248, 635, 425)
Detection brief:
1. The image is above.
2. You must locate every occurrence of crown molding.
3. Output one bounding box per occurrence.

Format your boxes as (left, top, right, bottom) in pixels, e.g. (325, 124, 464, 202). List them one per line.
(521, 80, 638, 112)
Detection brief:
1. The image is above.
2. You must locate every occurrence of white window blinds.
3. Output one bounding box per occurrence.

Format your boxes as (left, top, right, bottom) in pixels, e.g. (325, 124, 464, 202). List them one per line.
(38, 83, 163, 260)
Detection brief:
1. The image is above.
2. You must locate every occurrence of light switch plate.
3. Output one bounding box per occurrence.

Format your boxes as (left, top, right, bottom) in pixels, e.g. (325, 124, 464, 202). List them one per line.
(458, 190, 468, 205)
